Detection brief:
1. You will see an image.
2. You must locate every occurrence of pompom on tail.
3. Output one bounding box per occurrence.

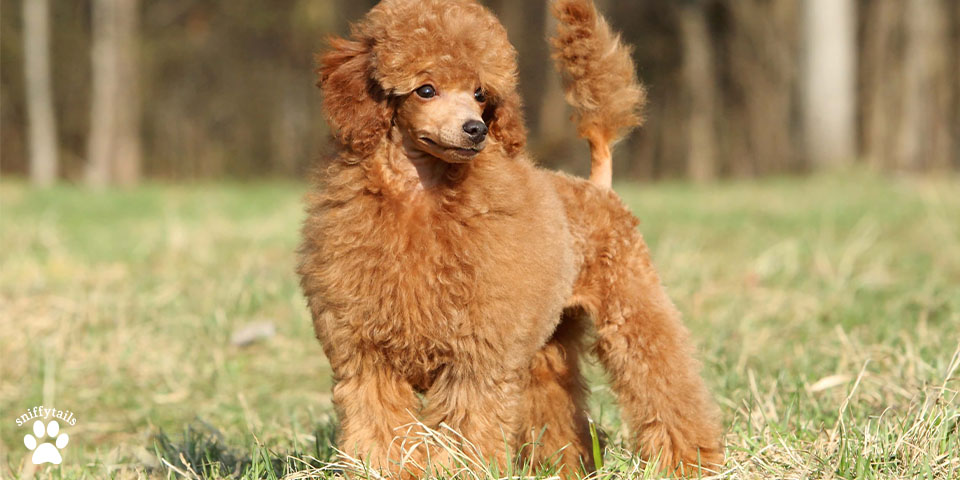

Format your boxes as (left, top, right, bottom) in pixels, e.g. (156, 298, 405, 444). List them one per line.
(550, 0, 646, 187)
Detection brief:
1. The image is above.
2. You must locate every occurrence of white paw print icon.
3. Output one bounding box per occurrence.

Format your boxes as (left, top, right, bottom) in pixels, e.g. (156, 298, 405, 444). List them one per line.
(23, 420, 69, 465)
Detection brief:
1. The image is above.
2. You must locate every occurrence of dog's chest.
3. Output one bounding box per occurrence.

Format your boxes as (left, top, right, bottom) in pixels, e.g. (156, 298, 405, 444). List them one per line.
(314, 191, 572, 387)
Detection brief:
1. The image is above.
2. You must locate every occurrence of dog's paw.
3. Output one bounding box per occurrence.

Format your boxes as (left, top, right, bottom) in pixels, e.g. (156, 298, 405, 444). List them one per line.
(638, 422, 724, 477)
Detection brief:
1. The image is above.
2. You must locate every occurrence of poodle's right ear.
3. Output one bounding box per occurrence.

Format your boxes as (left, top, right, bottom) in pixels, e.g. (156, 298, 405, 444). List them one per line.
(317, 37, 391, 156)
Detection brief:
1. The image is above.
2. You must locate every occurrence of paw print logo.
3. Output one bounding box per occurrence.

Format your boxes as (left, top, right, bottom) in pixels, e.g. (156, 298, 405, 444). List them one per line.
(23, 420, 69, 465)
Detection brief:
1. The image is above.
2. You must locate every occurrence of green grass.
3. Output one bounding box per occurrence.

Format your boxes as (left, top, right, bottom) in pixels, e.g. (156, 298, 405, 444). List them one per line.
(1, 171, 958, 479)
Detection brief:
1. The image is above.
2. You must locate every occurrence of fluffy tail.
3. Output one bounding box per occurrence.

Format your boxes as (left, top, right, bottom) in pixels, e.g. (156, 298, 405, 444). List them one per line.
(550, 0, 646, 188)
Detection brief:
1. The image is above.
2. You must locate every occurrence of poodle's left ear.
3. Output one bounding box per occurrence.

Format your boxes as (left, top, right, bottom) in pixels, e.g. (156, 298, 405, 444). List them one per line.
(317, 37, 391, 156)
(485, 90, 527, 157)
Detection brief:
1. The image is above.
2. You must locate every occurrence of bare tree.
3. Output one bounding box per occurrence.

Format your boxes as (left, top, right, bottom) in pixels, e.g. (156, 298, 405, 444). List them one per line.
(860, 0, 903, 170)
(802, 0, 856, 167)
(898, 0, 952, 170)
(678, 1, 717, 181)
(538, 9, 568, 147)
(861, 0, 957, 171)
(22, 0, 59, 186)
(87, 0, 141, 187)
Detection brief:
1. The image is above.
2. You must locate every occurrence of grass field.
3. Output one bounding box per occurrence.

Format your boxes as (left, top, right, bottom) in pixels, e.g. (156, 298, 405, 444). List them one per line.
(1, 171, 958, 479)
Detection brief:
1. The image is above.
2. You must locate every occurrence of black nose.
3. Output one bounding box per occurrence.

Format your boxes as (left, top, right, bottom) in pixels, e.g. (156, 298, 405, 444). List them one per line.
(462, 120, 488, 143)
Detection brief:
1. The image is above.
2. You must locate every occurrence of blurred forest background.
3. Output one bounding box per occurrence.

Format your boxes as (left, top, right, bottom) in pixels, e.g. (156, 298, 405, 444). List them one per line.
(1, 0, 959, 185)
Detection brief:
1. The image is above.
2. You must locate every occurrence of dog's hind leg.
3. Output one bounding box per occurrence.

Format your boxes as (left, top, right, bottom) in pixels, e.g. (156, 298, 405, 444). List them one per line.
(562, 186, 724, 475)
(517, 309, 593, 478)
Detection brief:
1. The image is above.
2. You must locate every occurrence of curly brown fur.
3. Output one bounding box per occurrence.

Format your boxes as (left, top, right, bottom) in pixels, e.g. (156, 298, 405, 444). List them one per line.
(298, 0, 722, 477)
(551, 0, 646, 188)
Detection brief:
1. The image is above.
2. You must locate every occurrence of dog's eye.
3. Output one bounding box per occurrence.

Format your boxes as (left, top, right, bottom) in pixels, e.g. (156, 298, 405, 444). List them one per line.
(474, 88, 487, 103)
(415, 85, 436, 99)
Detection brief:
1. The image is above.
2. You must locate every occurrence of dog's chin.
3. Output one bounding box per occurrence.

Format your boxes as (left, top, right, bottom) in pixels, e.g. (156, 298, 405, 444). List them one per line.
(419, 137, 484, 164)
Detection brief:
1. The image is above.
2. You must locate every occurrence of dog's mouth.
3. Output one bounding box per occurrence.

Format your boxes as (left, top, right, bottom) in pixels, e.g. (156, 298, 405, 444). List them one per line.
(419, 137, 484, 162)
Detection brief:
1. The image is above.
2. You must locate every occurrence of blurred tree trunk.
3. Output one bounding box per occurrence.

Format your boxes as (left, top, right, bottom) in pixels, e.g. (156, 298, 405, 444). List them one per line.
(723, 0, 801, 176)
(537, 1, 569, 150)
(860, 0, 903, 170)
(898, 0, 951, 170)
(610, 0, 673, 180)
(271, 73, 311, 176)
(491, 0, 548, 128)
(802, 0, 856, 167)
(87, 0, 141, 187)
(861, 0, 956, 171)
(22, 0, 59, 186)
(955, 0, 960, 169)
(678, 2, 716, 182)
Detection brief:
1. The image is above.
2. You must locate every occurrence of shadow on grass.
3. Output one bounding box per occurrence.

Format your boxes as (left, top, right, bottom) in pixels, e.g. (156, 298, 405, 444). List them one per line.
(152, 420, 339, 479)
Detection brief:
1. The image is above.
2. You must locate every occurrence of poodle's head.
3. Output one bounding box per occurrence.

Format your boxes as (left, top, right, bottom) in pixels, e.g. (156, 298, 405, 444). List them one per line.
(317, 0, 526, 162)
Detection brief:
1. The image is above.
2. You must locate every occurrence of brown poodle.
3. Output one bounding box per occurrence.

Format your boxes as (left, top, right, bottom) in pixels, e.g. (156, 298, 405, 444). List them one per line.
(297, 0, 723, 477)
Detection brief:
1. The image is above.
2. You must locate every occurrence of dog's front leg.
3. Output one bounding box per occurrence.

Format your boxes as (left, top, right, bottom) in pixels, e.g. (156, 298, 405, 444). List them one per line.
(413, 364, 524, 475)
(331, 359, 421, 477)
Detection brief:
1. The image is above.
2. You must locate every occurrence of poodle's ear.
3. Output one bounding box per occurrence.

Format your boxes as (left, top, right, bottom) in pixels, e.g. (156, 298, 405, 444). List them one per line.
(485, 90, 527, 157)
(317, 37, 391, 156)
